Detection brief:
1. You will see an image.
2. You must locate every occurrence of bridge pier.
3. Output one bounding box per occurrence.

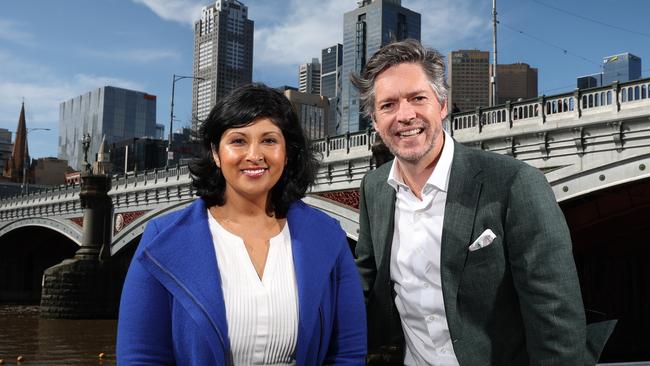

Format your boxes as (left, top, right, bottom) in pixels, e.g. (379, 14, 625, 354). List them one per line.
(40, 172, 115, 319)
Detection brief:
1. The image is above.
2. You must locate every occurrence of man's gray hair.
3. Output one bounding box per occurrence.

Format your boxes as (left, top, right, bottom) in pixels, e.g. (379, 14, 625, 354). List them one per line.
(350, 39, 449, 119)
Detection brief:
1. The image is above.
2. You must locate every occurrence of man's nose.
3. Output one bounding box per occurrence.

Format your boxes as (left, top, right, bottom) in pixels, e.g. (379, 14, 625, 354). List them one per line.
(396, 100, 416, 123)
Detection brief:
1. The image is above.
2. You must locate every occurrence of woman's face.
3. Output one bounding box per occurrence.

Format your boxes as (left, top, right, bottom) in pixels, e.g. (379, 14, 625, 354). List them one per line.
(212, 117, 287, 204)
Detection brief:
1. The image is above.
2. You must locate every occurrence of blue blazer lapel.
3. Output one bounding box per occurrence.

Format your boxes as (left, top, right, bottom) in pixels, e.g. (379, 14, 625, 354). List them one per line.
(441, 142, 483, 334)
(288, 202, 340, 365)
(139, 199, 230, 360)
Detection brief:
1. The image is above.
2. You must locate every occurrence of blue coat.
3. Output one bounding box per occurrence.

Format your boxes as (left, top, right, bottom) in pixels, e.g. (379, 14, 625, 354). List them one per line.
(117, 198, 367, 365)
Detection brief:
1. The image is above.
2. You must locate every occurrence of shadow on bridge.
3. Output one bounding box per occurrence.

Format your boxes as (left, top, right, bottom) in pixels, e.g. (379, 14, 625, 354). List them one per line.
(562, 176, 650, 362)
(0, 227, 77, 303)
(0, 225, 142, 315)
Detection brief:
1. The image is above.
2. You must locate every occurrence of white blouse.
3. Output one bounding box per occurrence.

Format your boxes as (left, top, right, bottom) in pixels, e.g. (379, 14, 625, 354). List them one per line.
(207, 211, 299, 365)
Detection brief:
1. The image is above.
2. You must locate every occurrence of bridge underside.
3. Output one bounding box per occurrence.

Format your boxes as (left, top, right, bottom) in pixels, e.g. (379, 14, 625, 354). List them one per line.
(561, 176, 650, 362)
(0, 226, 78, 303)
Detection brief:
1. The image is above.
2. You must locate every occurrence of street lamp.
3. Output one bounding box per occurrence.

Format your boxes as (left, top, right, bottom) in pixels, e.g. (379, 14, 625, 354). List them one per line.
(23, 127, 51, 195)
(167, 74, 204, 167)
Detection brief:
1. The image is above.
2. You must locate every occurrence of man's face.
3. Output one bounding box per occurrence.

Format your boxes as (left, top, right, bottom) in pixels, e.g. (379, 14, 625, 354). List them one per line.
(372, 62, 447, 164)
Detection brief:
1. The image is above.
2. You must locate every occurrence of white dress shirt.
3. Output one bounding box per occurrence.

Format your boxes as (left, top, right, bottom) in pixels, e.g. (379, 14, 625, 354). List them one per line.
(208, 212, 299, 365)
(387, 131, 459, 366)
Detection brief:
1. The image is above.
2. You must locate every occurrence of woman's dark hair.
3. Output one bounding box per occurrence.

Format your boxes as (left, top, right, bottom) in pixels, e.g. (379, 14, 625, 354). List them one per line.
(190, 83, 318, 218)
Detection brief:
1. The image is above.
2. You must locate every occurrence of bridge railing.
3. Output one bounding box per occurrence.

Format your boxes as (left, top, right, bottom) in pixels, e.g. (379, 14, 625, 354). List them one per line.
(451, 77, 650, 134)
(312, 130, 378, 158)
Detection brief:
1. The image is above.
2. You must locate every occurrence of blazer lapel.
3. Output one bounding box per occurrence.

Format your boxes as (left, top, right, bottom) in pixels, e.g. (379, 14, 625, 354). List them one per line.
(288, 202, 341, 365)
(362, 164, 397, 274)
(440, 142, 483, 335)
(140, 199, 230, 360)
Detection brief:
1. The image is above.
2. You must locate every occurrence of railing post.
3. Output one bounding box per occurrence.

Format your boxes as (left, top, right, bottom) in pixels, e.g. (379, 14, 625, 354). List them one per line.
(538, 95, 546, 123)
(476, 107, 483, 133)
(505, 101, 512, 128)
(573, 89, 582, 119)
(612, 81, 620, 112)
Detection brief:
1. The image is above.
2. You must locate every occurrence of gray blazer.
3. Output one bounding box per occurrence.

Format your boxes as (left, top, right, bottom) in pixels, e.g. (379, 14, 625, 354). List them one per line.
(356, 141, 588, 365)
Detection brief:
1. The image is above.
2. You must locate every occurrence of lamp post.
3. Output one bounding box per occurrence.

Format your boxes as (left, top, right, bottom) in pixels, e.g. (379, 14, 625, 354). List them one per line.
(22, 127, 51, 195)
(167, 74, 204, 167)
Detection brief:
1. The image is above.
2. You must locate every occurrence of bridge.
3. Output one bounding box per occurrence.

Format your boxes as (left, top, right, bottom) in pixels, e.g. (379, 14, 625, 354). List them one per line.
(1, 78, 650, 361)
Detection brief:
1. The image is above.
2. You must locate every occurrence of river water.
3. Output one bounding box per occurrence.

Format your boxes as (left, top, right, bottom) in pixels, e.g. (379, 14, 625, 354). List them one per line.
(0, 305, 116, 365)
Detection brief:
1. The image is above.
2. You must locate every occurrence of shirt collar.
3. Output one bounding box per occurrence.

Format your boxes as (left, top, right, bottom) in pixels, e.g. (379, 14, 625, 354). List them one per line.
(387, 130, 455, 195)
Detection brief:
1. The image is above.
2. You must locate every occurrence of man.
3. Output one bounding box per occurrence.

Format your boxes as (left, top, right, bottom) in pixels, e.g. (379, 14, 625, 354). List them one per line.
(353, 39, 587, 365)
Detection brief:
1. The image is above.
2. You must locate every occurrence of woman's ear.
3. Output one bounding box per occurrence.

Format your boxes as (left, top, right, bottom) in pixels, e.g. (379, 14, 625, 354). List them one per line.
(211, 144, 220, 168)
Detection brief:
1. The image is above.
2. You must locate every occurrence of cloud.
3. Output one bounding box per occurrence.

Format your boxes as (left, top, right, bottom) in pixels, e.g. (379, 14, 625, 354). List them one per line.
(82, 48, 180, 63)
(0, 18, 36, 46)
(132, 0, 205, 26)
(408, 0, 491, 52)
(0, 50, 146, 159)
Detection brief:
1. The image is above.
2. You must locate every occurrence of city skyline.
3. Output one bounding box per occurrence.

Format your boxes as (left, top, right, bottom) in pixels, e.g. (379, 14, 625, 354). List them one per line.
(3, 0, 650, 159)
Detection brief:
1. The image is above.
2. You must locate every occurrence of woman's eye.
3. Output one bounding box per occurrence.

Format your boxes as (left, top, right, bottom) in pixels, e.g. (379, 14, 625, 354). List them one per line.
(230, 138, 245, 145)
(262, 138, 278, 144)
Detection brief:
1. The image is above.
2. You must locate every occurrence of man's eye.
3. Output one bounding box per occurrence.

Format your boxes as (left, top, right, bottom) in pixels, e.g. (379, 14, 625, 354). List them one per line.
(413, 96, 427, 102)
(379, 103, 394, 111)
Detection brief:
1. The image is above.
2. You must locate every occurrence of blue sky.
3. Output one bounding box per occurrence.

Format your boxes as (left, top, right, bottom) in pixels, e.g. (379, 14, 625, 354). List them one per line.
(2, 0, 650, 159)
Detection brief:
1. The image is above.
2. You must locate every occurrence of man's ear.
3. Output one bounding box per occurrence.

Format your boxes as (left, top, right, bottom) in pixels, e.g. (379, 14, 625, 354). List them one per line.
(440, 99, 449, 120)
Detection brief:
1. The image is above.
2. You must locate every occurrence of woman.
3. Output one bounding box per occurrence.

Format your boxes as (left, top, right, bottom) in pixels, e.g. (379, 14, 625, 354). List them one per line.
(116, 84, 366, 365)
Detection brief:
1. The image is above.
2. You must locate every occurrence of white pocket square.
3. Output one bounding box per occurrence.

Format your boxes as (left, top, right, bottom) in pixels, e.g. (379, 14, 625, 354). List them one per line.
(468, 229, 496, 251)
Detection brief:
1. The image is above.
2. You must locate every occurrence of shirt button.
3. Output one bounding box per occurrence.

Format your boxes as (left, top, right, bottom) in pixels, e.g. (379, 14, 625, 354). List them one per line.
(423, 283, 429, 288)
(426, 315, 435, 322)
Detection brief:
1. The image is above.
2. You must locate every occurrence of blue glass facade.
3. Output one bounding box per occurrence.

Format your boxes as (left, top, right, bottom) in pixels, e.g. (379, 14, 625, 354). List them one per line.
(58, 86, 157, 170)
(340, 0, 420, 134)
(602, 53, 641, 85)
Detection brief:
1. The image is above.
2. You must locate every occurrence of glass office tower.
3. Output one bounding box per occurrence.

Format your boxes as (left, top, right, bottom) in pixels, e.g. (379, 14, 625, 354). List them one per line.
(59, 86, 157, 171)
(340, 0, 420, 134)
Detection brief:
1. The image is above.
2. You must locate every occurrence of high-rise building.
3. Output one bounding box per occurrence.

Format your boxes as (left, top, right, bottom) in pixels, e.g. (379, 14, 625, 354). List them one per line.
(577, 73, 602, 89)
(602, 53, 641, 85)
(496, 63, 538, 104)
(58, 86, 157, 171)
(299, 58, 321, 95)
(575, 53, 641, 89)
(0, 128, 13, 175)
(340, 0, 420, 134)
(192, 0, 254, 130)
(277, 86, 330, 140)
(321, 44, 343, 136)
(448, 50, 490, 112)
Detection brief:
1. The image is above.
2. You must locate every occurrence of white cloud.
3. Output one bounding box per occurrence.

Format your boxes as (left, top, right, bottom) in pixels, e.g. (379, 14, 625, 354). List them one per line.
(0, 18, 36, 46)
(0, 51, 145, 142)
(132, 0, 206, 26)
(82, 48, 180, 63)
(408, 0, 491, 52)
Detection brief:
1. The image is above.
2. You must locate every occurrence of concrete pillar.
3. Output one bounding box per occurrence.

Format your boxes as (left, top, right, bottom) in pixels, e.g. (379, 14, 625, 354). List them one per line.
(40, 172, 114, 319)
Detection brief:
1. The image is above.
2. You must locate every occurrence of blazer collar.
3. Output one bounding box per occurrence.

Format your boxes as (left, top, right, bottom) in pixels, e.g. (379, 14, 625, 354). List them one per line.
(440, 141, 483, 333)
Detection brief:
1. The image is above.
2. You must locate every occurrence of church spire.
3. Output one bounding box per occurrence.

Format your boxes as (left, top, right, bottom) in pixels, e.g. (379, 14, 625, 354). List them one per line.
(3, 102, 29, 182)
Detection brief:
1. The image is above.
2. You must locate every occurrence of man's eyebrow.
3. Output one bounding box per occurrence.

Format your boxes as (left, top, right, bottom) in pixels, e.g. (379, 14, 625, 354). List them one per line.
(376, 89, 429, 104)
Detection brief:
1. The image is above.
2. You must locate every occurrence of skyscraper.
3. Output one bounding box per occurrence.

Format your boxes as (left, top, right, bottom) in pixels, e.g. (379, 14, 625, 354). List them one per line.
(192, 0, 254, 129)
(59, 86, 157, 171)
(340, 0, 420, 134)
(448, 50, 490, 112)
(321, 44, 343, 136)
(602, 53, 641, 85)
(299, 58, 321, 95)
(496, 63, 538, 104)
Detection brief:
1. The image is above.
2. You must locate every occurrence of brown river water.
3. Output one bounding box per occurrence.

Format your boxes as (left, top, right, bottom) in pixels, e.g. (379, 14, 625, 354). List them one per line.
(0, 305, 116, 365)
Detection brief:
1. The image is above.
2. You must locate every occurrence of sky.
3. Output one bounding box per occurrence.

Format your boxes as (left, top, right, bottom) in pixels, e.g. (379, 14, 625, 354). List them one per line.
(2, 0, 650, 159)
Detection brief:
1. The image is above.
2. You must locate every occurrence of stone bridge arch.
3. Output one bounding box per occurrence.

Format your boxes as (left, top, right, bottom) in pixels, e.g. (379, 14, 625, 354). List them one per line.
(0, 217, 82, 246)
